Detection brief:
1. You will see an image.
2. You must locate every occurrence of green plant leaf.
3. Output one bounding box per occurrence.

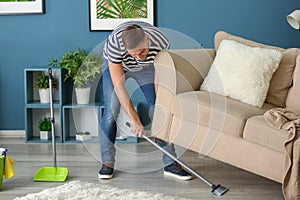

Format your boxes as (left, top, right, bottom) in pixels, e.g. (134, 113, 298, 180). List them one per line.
(96, 0, 147, 19)
(50, 49, 103, 88)
(35, 73, 58, 89)
(38, 117, 51, 131)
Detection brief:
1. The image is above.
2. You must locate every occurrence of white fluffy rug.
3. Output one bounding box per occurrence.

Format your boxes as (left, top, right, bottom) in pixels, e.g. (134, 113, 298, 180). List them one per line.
(15, 181, 190, 200)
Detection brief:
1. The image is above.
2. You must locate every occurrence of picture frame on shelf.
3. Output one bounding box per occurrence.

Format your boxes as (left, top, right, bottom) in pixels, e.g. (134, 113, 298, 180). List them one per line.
(0, 0, 44, 15)
(89, 0, 154, 31)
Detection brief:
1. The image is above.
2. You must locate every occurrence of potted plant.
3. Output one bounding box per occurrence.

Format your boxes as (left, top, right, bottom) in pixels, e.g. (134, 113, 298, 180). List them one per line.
(76, 131, 91, 141)
(49, 49, 102, 104)
(38, 117, 52, 140)
(35, 73, 58, 103)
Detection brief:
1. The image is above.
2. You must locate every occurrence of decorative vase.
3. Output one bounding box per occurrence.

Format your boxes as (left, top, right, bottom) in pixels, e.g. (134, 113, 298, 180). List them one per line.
(40, 131, 51, 140)
(75, 87, 91, 104)
(38, 88, 50, 103)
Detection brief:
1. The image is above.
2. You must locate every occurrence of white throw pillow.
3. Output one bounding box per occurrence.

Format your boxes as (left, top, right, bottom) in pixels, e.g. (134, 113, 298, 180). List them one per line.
(201, 40, 282, 107)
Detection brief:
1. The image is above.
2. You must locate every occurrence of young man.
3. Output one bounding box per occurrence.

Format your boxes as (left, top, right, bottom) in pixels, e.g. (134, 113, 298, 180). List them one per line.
(99, 21, 192, 181)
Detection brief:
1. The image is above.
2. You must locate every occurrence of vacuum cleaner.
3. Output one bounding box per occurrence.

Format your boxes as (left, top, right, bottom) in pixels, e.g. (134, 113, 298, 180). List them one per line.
(125, 122, 228, 196)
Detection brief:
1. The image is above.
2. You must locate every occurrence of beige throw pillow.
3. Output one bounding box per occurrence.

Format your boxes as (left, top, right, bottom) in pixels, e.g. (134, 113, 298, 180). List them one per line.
(214, 31, 297, 107)
(201, 40, 282, 108)
(286, 50, 300, 113)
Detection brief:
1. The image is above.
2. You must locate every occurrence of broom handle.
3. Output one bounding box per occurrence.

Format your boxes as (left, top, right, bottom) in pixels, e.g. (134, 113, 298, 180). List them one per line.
(49, 68, 57, 168)
(125, 122, 214, 187)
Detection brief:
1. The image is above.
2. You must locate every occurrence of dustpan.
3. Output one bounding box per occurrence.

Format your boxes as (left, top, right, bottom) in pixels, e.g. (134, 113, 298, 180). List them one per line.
(34, 68, 68, 182)
(34, 167, 68, 182)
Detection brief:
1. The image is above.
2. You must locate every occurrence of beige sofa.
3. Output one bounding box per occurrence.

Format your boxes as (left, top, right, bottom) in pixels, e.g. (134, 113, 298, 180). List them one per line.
(151, 31, 300, 198)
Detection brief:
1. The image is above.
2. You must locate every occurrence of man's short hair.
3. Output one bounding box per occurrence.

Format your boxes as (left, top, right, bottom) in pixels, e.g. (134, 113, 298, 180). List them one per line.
(121, 24, 146, 50)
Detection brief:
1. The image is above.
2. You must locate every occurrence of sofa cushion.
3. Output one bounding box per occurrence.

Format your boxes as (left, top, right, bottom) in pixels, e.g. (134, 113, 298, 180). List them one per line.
(201, 39, 282, 107)
(214, 31, 297, 108)
(171, 91, 275, 137)
(286, 50, 300, 113)
(243, 115, 288, 152)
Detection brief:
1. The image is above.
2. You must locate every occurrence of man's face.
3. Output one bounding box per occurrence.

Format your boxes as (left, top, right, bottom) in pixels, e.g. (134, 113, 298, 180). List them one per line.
(127, 36, 149, 60)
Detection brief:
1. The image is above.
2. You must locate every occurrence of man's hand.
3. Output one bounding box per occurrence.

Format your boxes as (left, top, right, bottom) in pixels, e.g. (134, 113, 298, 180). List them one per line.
(126, 121, 144, 137)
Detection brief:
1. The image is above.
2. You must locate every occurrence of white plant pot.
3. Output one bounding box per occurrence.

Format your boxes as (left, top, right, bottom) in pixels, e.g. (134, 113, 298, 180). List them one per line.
(38, 88, 50, 103)
(76, 134, 92, 141)
(40, 131, 51, 140)
(75, 87, 91, 104)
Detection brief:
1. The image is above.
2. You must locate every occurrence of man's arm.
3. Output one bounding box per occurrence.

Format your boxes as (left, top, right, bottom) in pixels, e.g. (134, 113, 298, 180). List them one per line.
(108, 61, 144, 137)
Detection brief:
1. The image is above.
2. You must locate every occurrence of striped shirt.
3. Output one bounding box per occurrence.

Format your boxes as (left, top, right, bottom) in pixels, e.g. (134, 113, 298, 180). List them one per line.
(103, 21, 170, 72)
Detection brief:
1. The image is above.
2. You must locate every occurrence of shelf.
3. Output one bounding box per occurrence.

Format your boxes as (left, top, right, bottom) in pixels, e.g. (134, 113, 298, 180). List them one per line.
(25, 101, 61, 108)
(63, 103, 139, 144)
(25, 136, 62, 143)
(115, 136, 139, 144)
(24, 67, 64, 143)
(24, 68, 64, 105)
(25, 67, 142, 144)
(25, 107, 62, 143)
(62, 105, 100, 142)
(63, 136, 100, 143)
(63, 102, 102, 108)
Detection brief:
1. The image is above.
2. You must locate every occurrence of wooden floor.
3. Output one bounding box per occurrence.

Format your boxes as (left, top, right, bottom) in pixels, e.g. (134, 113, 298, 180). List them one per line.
(0, 138, 284, 200)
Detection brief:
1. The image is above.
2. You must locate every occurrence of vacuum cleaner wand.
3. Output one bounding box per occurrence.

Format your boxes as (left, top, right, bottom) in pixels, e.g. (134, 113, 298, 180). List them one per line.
(125, 122, 228, 196)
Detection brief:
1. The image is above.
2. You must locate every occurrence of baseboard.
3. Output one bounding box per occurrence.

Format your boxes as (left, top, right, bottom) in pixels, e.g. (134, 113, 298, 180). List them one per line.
(0, 130, 25, 138)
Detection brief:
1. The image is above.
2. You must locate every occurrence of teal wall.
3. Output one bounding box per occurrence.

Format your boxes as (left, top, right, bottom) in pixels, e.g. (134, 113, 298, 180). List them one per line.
(0, 0, 299, 130)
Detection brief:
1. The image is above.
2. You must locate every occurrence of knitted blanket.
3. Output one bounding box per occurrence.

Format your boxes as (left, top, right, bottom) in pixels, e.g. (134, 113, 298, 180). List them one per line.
(264, 108, 300, 200)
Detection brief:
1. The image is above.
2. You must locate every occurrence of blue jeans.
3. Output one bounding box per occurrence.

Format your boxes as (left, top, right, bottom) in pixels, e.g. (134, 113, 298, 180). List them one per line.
(100, 59, 177, 167)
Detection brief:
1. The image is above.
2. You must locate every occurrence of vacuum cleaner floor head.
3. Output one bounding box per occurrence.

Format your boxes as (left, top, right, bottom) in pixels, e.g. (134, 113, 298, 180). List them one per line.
(211, 184, 229, 196)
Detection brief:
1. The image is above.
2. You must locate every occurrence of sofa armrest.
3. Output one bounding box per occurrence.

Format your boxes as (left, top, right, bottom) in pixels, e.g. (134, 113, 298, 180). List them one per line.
(154, 49, 215, 94)
(151, 49, 215, 139)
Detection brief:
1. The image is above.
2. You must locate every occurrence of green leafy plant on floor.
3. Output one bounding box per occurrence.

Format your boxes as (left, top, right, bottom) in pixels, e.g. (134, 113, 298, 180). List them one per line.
(97, 0, 147, 19)
(49, 49, 103, 89)
(38, 117, 51, 131)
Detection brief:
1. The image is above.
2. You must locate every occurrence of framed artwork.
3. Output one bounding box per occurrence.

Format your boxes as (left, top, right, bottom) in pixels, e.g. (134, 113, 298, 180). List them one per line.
(0, 0, 44, 15)
(89, 0, 154, 31)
